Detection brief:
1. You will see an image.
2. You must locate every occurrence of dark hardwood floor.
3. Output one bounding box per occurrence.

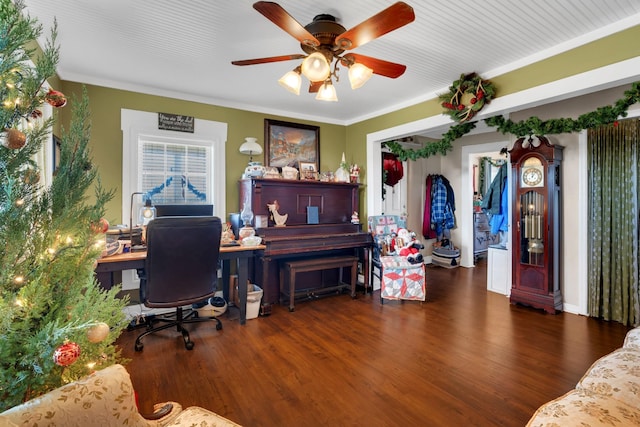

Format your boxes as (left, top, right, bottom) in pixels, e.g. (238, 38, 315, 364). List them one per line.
(115, 259, 631, 427)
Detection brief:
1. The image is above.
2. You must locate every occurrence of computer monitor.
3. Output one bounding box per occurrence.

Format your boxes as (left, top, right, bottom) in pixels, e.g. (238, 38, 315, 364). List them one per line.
(154, 204, 214, 217)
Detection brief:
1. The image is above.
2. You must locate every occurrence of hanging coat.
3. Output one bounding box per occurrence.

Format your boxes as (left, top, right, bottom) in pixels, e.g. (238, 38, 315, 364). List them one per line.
(422, 175, 437, 239)
(489, 178, 509, 234)
(431, 176, 455, 236)
(481, 163, 507, 215)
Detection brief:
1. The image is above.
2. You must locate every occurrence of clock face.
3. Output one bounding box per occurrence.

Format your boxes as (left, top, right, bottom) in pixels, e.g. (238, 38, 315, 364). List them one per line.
(522, 167, 543, 187)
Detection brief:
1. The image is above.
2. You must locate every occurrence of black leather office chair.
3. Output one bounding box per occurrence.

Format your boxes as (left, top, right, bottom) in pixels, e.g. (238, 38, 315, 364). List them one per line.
(134, 216, 223, 351)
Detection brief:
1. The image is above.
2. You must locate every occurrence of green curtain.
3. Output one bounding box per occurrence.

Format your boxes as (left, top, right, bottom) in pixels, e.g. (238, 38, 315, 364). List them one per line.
(588, 119, 640, 326)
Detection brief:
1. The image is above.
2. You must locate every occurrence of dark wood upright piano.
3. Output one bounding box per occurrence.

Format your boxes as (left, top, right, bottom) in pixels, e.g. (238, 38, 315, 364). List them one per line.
(238, 178, 372, 314)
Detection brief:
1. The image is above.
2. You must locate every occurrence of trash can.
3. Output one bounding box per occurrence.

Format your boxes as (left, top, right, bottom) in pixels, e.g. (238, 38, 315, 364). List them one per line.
(246, 284, 263, 319)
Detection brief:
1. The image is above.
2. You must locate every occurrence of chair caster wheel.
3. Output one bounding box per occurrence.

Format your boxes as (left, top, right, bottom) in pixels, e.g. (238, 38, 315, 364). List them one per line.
(185, 341, 194, 350)
(216, 323, 222, 331)
(288, 307, 295, 312)
(134, 342, 144, 352)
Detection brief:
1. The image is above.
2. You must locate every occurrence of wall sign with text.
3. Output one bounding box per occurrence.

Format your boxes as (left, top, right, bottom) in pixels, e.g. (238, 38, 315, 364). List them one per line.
(158, 112, 194, 133)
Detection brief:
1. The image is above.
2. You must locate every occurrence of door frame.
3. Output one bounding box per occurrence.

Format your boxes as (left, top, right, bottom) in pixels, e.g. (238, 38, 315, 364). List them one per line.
(461, 142, 511, 268)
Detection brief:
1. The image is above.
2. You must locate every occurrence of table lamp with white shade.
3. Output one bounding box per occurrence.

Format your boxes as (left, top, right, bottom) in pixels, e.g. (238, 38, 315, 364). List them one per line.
(240, 137, 265, 178)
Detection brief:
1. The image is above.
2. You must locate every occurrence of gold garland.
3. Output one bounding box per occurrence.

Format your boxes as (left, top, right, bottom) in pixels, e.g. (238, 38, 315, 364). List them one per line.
(439, 72, 496, 122)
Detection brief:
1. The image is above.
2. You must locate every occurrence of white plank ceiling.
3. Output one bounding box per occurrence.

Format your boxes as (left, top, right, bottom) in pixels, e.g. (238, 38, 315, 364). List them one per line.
(22, 0, 640, 124)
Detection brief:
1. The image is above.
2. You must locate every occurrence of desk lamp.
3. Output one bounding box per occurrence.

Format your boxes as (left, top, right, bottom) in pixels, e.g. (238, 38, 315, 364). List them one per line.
(130, 192, 155, 251)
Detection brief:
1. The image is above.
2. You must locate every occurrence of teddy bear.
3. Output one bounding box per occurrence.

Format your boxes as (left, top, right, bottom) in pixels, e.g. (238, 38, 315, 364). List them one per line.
(396, 228, 424, 264)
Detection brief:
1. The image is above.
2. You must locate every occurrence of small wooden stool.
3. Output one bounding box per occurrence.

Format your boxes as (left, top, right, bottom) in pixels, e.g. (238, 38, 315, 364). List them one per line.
(280, 256, 358, 312)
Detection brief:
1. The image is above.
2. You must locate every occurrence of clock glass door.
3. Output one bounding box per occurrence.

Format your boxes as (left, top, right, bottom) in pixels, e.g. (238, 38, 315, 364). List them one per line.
(520, 191, 544, 266)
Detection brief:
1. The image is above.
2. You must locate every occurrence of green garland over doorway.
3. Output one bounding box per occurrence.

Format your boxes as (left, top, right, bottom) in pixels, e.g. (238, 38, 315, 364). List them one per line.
(385, 80, 640, 161)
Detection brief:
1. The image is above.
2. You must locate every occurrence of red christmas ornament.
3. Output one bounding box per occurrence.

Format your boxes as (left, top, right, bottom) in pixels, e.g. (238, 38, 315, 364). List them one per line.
(91, 217, 110, 234)
(45, 88, 67, 108)
(53, 341, 81, 366)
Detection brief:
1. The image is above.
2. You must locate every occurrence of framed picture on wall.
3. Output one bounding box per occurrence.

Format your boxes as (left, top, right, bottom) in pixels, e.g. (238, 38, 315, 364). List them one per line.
(264, 119, 319, 170)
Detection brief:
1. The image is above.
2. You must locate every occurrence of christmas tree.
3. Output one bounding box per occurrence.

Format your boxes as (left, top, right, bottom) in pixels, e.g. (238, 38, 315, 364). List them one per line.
(0, 0, 127, 410)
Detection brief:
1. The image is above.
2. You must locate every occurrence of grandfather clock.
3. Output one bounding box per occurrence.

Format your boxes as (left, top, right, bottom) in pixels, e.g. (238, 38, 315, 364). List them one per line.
(509, 136, 563, 314)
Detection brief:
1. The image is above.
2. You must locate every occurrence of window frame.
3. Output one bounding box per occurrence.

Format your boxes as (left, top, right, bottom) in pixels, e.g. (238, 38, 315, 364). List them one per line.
(121, 109, 227, 225)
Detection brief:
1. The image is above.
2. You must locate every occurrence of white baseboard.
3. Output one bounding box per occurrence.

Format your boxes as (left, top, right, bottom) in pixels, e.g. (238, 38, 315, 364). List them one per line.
(562, 302, 586, 316)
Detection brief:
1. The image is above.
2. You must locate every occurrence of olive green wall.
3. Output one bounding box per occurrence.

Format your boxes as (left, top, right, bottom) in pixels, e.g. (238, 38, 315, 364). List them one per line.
(57, 83, 346, 223)
(58, 25, 640, 223)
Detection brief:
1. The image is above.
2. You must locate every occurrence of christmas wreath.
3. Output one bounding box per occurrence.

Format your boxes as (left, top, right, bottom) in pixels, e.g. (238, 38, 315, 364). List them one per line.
(439, 72, 496, 122)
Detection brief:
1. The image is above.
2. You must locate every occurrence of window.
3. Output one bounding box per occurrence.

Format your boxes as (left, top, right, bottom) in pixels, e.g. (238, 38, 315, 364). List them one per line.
(139, 138, 210, 204)
(121, 109, 227, 224)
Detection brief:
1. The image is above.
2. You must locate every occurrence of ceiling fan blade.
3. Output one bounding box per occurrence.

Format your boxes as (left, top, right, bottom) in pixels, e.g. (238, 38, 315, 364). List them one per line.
(253, 1, 320, 48)
(342, 53, 407, 78)
(335, 2, 415, 50)
(308, 81, 323, 93)
(232, 54, 305, 66)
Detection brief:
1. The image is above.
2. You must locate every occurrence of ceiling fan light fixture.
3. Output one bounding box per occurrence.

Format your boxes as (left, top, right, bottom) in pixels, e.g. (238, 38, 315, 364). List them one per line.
(233, 2, 415, 102)
(348, 62, 373, 89)
(278, 67, 302, 95)
(301, 52, 331, 82)
(315, 80, 338, 102)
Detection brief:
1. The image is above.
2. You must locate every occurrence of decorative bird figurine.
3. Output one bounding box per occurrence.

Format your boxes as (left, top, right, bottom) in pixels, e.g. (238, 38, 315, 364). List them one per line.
(266, 200, 288, 227)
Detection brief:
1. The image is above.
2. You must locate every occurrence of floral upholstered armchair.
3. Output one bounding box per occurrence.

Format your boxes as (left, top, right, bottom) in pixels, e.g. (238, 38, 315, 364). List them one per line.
(0, 364, 241, 427)
(527, 326, 640, 426)
(368, 215, 426, 304)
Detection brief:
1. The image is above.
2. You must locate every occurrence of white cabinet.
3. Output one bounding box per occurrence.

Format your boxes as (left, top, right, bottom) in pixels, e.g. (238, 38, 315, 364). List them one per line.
(487, 246, 509, 295)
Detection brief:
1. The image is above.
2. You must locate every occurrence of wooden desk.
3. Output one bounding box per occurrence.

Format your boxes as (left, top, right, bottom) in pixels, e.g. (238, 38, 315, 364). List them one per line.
(95, 245, 265, 325)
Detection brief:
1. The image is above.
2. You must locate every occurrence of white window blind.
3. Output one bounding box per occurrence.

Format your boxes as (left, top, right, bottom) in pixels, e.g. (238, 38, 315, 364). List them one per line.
(139, 139, 210, 204)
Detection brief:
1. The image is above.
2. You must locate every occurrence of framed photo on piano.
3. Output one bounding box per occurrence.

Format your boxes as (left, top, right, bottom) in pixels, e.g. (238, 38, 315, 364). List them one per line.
(299, 162, 317, 180)
(264, 119, 319, 170)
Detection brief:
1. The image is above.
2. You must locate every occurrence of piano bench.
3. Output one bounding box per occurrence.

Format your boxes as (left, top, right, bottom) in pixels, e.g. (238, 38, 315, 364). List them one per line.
(280, 255, 359, 312)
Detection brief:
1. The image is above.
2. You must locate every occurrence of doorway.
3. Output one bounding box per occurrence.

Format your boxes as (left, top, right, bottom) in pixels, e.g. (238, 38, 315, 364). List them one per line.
(366, 122, 510, 269)
(461, 141, 511, 268)
(468, 147, 509, 263)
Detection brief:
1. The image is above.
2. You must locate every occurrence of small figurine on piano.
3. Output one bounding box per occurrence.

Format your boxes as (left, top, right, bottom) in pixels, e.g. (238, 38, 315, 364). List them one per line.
(350, 164, 360, 183)
(351, 211, 360, 224)
(267, 200, 288, 227)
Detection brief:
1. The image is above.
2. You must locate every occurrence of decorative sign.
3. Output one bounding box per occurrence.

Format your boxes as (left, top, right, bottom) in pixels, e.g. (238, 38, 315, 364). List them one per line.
(158, 112, 194, 133)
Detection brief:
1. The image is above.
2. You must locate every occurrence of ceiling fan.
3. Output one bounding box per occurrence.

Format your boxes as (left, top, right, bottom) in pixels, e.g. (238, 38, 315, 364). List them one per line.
(231, 1, 415, 101)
